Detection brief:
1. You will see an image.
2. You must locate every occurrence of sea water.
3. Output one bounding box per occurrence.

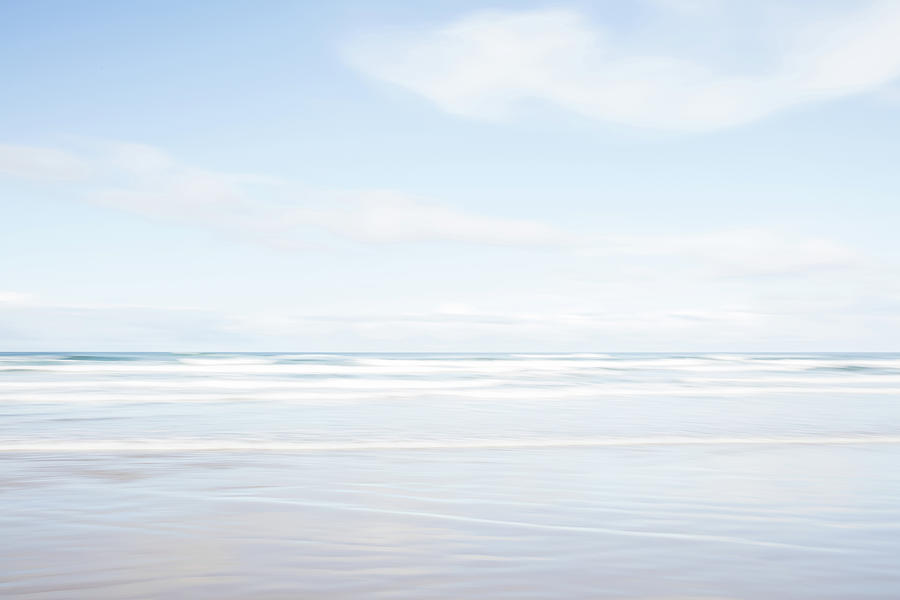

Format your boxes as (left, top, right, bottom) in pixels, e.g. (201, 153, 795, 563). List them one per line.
(2, 353, 899, 598)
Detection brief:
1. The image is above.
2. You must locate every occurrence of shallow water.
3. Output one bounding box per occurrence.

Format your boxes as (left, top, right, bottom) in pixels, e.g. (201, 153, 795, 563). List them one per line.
(2, 353, 900, 598)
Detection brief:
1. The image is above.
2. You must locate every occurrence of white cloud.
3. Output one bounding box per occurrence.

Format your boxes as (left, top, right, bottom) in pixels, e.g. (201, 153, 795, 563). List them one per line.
(1, 141, 570, 248)
(295, 191, 569, 246)
(100, 145, 864, 272)
(0, 140, 863, 279)
(346, 2, 900, 130)
(682, 230, 857, 274)
(0, 291, 33, 305)
(0, 141, 860, 273)
(596, 229, 858, 275)
(0, 144, 91, 180)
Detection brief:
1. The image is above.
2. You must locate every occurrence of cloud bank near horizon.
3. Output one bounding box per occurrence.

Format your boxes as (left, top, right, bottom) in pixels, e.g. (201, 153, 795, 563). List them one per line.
(4, 289, 900, 352)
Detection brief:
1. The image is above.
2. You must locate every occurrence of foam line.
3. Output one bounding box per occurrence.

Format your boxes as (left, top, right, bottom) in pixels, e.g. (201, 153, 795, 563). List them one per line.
(4, 435, 900, 452)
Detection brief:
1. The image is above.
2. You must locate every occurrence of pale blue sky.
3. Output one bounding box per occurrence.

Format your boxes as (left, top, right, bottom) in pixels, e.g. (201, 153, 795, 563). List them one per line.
(2, 0, 900, 350)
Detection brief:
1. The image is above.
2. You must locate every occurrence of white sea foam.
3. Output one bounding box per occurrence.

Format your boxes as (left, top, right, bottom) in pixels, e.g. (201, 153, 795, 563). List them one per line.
(4, 356, 898, 377)
(4, 371, 900, 390)
(4, 436, 900, 452)
(3, 384, 900, 403)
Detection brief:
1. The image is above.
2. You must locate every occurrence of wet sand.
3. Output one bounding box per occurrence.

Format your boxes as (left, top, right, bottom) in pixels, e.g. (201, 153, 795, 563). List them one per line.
(4, 443, 900, 599)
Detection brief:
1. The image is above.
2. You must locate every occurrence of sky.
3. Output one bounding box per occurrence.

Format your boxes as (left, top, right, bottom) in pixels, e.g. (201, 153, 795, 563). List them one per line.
(2, 0, 900, 351)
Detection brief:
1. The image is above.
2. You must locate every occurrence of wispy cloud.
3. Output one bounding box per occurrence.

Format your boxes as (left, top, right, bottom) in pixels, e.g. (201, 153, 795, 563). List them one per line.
(595, 229, 858, 275)
(0, 144, 92, 180)
(0, 291, 34, 304)
(51, 142, 563, 249)
(0, 141, 860, 274)
(345, 2, 900, 131)
(294, 191, 569, 246)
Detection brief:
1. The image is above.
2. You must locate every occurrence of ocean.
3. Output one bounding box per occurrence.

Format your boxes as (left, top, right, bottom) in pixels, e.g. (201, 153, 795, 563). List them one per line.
(2, 352, 900, 598)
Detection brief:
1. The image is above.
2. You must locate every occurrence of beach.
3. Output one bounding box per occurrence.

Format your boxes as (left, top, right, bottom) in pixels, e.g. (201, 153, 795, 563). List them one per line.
(3, 353, 900, 599)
